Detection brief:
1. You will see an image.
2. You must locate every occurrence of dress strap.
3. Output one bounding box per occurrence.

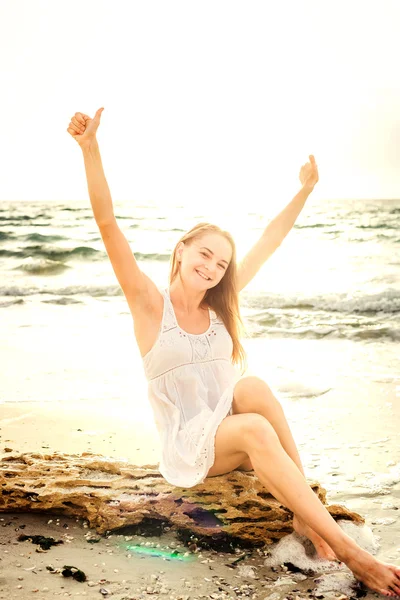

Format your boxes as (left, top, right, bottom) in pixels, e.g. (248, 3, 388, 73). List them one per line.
(161, 287, 178, 333)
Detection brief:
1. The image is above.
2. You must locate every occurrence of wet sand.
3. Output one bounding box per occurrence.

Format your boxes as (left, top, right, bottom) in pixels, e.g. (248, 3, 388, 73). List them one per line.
(0, 511, 364, 600)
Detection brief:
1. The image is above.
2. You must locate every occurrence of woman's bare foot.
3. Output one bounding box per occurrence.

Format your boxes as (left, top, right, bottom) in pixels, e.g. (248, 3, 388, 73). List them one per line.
(294, 517, 400, 596)
(341, 545, 400, 597)
(293, 515, 339, 561)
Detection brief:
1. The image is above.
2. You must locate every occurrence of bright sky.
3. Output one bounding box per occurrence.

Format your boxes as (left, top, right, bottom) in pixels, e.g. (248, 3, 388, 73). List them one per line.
(1, 0, 399, 209)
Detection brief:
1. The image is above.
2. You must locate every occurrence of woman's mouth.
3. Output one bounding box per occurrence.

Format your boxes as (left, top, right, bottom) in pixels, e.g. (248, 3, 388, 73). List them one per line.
(195, 269, 211, 281)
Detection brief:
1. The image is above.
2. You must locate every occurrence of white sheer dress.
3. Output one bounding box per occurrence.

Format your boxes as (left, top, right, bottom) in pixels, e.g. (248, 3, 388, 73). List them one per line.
(142, 287, 241, 488)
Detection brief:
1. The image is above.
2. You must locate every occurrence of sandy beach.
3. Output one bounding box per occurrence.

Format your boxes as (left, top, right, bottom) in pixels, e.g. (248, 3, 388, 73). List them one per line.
(0, 510, 363, 600)
(1, 370, 399, 599)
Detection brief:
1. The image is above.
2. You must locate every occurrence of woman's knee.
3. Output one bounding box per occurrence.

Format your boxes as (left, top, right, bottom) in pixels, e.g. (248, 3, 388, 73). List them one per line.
(233, 375, 281, 413)
(235, 375, 268, 398)
(240, 413, 281, 451)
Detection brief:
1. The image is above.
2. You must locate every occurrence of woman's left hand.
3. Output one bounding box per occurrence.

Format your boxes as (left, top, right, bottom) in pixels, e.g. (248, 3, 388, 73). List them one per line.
(299, 155, 319, 191)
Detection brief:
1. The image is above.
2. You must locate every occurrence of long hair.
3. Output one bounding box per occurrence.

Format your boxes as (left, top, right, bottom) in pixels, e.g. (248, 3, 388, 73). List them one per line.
(169, 222, 248, 375)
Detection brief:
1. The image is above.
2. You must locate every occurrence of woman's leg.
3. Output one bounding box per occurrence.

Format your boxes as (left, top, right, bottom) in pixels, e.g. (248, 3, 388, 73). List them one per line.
(232, 376, 337, 559)
(242, 414, 400, 597)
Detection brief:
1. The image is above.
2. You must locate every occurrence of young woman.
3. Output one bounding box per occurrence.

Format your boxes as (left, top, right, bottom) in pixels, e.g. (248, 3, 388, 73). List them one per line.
(67, 108, 400, 597)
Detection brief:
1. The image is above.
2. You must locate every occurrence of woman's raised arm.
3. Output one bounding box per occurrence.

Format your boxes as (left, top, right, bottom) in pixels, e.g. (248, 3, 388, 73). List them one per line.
(66, 109, 157, 309)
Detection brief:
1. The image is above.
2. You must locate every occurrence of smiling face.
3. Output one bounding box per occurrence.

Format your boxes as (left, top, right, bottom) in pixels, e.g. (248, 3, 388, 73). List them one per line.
(177, 232, 233, 289)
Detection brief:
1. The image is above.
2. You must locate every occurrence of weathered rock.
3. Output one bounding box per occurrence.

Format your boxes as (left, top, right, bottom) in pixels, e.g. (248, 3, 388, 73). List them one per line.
(0, 452, 364, 549)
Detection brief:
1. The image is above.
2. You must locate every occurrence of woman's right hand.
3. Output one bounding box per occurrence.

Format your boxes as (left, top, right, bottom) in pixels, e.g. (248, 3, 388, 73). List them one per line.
(67, 108, 104, 149)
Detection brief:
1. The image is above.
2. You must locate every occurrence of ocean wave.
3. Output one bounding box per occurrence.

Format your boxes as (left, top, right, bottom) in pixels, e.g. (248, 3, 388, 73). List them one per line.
(23, 233, 66, 242)
(376, 233, 400, 241)
(0, 245, 101, 261)
(251, 325, 400, 342)
(0, 213, 50, 221)
(358, 224, 394, 230)
(61, 207, 88, 212)
(1, 284, 399, 316)
(247, 289, 400, 314)
(42, 297, 83, 305)
(0, 245, 170, 262)
(14, 260, 71, 275)
(0, 284, 124, 298)
(352, 327, 400, 341)
(0, 298, 24, 308)
(294, 223, 330, 229)
(0, 231, 67, 243)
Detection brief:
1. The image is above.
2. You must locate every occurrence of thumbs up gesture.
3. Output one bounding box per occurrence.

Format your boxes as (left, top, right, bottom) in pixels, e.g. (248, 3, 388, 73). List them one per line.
(67, 108, 104, 149)
(299, 155, 319, 192)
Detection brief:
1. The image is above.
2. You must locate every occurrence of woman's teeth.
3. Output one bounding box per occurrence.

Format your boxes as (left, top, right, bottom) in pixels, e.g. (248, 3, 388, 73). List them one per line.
(196, 270, 210, 280)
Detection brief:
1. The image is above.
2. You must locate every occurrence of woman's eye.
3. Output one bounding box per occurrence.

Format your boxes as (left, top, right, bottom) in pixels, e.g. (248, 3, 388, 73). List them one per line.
(200, 251, 225, 269)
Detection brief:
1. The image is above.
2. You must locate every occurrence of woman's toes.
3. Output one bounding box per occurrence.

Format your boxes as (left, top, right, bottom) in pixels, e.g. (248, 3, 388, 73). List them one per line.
(390, 584, 400, 596)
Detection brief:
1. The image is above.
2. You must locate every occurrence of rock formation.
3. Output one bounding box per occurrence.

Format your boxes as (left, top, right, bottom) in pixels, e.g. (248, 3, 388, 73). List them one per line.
(0, 451, 364, 550)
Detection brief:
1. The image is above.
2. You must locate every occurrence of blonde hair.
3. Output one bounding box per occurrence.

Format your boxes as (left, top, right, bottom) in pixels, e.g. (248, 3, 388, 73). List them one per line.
(169, 222, 248, 375)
